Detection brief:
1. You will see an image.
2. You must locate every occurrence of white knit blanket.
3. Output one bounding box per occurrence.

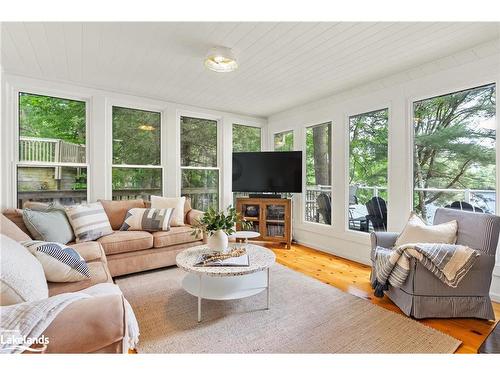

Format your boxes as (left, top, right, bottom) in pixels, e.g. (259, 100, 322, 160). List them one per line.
(0, 283, 139, 354)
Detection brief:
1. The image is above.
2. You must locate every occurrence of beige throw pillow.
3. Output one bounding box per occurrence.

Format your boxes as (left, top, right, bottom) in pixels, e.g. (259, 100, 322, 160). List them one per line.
(65, 202, 113, 242)
(150, 196, 186, 226)
(120, 208, 174, 232)
(394, 213, 458, 248)
(0, 234, 48, 305)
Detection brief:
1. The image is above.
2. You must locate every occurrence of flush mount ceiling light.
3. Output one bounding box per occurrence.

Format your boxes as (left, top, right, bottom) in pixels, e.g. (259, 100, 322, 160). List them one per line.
(204, 47, 238, 73)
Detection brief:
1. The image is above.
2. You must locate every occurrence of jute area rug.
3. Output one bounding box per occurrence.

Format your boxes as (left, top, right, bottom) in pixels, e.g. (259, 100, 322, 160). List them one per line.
(116, 264, 461, 353)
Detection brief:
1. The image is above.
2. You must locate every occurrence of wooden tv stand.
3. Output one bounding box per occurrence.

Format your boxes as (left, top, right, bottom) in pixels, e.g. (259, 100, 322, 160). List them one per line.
(235, 197, 291, 249)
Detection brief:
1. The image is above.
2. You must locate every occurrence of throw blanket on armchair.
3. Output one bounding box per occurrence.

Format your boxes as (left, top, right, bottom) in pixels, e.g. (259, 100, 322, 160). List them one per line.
(371, 243, 479, 298)
(0, 283, 139, 354)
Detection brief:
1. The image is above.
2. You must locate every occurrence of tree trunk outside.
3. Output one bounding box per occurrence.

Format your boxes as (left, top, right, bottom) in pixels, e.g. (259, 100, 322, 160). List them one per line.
(312, 125, 331, 185)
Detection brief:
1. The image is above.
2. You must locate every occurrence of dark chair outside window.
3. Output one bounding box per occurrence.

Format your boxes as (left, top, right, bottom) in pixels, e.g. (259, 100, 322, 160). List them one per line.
(444, 201, 484, 213)
(316, 192, 331, 225)
(365, 196, 387, 232)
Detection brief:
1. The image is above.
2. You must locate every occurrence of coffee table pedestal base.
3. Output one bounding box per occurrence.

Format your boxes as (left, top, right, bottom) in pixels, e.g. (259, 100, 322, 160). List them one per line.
(182, 269, 270, 322)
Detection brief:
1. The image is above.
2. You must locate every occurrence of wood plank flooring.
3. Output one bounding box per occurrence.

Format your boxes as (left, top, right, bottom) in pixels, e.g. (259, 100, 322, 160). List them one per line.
(264, 242, 500, 354)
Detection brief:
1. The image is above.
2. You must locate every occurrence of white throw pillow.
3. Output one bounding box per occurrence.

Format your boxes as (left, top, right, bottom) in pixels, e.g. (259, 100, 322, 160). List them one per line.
(150, 196, 186, 226)
(22, 240, 90, 282)
(394, 213, 458, 248)
(0, 234, 48, 306)
(65, 202, 113, 242)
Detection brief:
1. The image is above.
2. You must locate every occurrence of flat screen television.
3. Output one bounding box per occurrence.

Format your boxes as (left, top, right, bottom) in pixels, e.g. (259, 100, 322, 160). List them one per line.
(232, 151, 302, 193)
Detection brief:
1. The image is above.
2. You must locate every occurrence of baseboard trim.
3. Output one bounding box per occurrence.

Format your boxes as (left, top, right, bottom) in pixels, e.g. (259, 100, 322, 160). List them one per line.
(295, 239, 371, 266)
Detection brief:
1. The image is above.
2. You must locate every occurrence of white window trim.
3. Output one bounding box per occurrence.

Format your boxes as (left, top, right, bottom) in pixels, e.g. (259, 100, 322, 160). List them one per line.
(109, 103, 164, 201)
(14, 88, 91, 208)
(408, 81, 498, 218)
(303, 121, 333, 227)
(178, 111, 222, 210)
(345, 106, 391, 235)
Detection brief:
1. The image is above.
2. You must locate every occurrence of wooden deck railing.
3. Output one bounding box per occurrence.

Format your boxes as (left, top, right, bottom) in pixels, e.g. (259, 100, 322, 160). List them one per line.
(19, 137, 85, 164)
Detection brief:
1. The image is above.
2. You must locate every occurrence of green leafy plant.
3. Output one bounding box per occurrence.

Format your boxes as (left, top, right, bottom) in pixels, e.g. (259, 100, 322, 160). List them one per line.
(191, 206, 251, 237)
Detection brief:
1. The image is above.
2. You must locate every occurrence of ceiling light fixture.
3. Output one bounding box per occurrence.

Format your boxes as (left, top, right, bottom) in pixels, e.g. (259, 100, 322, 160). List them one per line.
(204, 47, 238, 73)
(138, 124, 155, 131)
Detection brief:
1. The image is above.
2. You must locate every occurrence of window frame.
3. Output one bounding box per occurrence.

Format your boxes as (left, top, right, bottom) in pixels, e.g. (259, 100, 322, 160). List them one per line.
(110, 103, 164, 201)
(303, 121, 333, 227)
(409, 82, 497, 221)
(346, 107, 390, 234)
(178, 111, 222, 211)
(15, 89, 91, 208)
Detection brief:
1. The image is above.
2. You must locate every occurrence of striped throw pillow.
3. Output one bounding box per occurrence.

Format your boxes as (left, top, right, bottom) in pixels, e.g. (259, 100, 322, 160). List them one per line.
(22, 240, 90, 282)
(65, 202, 113, 242)
(120, 208, 174, 232)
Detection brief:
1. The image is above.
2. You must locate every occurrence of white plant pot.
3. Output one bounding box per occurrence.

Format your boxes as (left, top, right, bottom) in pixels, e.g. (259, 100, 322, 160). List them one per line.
(207, 230, 229, 253)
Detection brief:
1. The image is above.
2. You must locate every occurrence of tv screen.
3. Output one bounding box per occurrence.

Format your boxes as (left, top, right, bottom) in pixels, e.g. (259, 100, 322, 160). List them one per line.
(232, 151, 302, 193)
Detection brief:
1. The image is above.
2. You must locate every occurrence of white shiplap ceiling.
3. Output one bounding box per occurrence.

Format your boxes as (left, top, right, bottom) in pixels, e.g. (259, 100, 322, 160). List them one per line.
(1, 22, 499, 117)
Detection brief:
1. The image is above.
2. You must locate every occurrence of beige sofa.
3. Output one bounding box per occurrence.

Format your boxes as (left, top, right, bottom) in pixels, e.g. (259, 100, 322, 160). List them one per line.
(1, 198, 204, 353)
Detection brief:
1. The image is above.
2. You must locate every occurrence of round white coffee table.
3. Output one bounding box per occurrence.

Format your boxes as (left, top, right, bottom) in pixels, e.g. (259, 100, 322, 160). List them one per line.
(176, 243, 276, 322)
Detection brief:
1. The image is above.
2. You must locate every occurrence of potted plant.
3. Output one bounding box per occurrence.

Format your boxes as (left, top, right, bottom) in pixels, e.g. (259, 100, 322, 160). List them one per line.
(191, 206, 251, 252)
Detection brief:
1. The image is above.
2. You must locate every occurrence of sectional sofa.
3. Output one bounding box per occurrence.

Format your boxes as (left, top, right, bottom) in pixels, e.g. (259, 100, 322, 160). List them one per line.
(0, 198, 204, 353)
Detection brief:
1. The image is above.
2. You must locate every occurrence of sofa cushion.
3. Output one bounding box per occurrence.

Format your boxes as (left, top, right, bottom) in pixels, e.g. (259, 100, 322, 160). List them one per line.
(99, 199, 145, 230)
(65, 202, 113, 242)
(72, 241, 106, 262)
(0, 213, 31, 242)
(48, 260, 112, 296)
(97, 231, 153, 255)
(0, 234, 48, 305)
(2, 209, 32, 237)
(152, 226, 201, 248)
(23, 207, 75, 244)
(42, 292, 125, 353)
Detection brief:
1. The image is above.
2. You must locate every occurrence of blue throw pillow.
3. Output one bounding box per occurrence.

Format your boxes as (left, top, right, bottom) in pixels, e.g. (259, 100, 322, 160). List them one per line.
(22, 204, 75, 244)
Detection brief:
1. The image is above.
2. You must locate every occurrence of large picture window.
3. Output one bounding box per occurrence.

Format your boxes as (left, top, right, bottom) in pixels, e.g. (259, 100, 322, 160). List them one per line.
(305, 122, 332, 224)
(348, 109, 389, 232)
(274, 130, 294, 151)
(17, 92, 87, 208)
(112, 106, 162, 200)
(180, 116, 219, 211)
(413, 84, 496, 222)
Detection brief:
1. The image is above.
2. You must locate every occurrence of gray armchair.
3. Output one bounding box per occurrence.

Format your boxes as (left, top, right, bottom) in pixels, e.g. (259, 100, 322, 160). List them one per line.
(370, 208, 500, 320)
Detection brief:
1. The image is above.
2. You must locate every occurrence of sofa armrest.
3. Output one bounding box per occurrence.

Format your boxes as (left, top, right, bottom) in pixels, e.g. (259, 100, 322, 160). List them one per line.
(370, 232, 399, 261)
(186, 209, 204, 226)
(41, 294, 126, 353)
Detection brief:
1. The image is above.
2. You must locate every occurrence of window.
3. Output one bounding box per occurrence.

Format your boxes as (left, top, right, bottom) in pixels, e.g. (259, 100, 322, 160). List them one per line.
(17, 93, 87, 208)
(348, 109, 389, 232)
(305, 122, 332, 224)
(274, 130, 294, 151)
(180, 116, 219, 211)
(232, 124, 261, 152)
(413, 84, 496, 222)
(112, 106, 162, 200)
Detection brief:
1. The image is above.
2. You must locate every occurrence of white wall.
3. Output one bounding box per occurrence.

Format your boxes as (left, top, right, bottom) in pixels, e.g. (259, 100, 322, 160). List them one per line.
(0, 73, 267, 211)
(267, 40, 500, 300)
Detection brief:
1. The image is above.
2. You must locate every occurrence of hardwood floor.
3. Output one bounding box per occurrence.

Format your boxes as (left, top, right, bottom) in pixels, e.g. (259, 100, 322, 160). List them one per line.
(264, 242, 500, 354)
